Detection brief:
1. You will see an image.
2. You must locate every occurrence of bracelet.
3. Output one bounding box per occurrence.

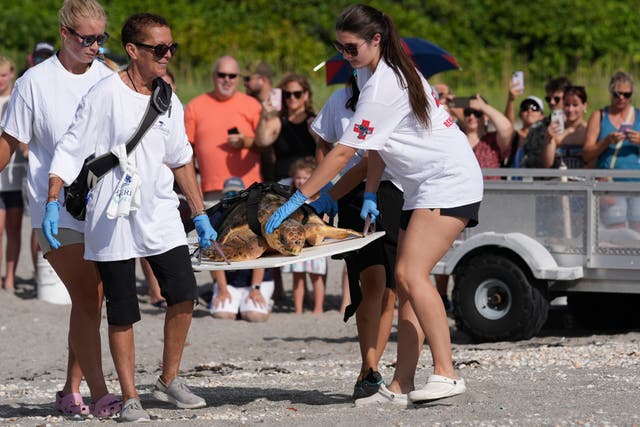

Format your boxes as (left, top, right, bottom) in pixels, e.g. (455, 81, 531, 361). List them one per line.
(190, 209, 206, 219)
(251, 284, 261, 291)
(47, 196, 59, 203)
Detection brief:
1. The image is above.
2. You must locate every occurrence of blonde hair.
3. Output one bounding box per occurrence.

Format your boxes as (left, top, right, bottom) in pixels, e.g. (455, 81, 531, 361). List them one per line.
(59, 0, 106, 28)
(0, 56, 15, 72)
(289, 156, 317, 178)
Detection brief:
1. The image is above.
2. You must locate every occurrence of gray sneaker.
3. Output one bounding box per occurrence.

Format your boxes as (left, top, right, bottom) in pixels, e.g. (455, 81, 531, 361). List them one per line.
(118, 398, 150, 423)
(152, 377, 206, 409)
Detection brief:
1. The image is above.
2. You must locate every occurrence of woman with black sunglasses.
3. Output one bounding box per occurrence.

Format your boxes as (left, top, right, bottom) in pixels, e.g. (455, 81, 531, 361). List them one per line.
(255, 73, 319, 182)
(265, 3, 483, 406)
(0, 0, 120, 418)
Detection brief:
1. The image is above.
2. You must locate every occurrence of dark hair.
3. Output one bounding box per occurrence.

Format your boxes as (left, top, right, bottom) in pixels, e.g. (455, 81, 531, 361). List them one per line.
(277, 73, 315, 117)
(335, 4, 430, 127)
(345, 73, 360, 111)
(564, 85, 587, 103)
(121, 13, 169, 50)
(545, 76, 572, 95)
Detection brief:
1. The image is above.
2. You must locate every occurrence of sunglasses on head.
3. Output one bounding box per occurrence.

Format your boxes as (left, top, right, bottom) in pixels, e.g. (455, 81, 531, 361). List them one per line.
(545, 95, 562, 104)
(283, 90, 303, 99)
(463, 108, 483, 118)
(65, 26, 109, 47)
(520, 103, 541, 113)
(216, 72, 238, 80)
(612, 90, 633, 99)
(133, 42, 178, 58)
(332, 40, 366, 57)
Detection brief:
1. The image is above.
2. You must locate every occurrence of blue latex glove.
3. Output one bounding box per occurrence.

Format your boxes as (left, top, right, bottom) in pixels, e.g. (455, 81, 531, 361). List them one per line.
(42, 201, 62, 250)
(265, 190, 308, 234)
(360, 191, 380, 223)
(310, 184, 338, 217)
(193, 214, 218, 250)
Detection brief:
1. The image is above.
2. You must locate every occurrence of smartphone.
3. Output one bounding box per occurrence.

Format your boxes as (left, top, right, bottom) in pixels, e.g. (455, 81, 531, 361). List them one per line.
(619, 123, 633, 135)
(269, 88, 282, 111)
(511, 71, 524, 94)
(227, 127, 239, 135)
(551, 109, 565, 134)
(449, 96, 472, 109)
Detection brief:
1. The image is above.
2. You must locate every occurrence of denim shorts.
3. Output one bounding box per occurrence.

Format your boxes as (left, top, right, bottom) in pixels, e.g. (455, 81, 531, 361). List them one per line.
(600, 196, 640, 226)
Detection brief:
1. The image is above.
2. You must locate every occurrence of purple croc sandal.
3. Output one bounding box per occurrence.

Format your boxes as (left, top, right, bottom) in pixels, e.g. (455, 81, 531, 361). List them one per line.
(90, 393, 122, 418)
(55, 391, 90, 416)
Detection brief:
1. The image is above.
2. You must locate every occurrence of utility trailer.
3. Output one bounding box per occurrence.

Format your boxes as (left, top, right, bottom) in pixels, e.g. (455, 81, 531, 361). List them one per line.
(435, 168, 640, 342)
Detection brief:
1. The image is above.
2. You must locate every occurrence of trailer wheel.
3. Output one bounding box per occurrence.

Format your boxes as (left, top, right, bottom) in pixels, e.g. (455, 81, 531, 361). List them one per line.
(453, 254, 547, 342)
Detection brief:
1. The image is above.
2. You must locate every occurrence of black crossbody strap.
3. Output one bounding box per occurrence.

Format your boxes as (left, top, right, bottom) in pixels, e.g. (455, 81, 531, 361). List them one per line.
(86, 77, 172, 179)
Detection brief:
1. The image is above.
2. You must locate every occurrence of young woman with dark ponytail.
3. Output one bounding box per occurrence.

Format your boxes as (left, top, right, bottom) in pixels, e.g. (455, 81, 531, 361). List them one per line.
(265, 4, 483, 406)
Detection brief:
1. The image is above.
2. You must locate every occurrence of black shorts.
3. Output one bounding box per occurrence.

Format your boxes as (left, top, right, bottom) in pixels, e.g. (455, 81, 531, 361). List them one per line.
(400, 201, 481, 230)
(338, 180, 402, 290)
(0, 191, 24, 209)
(97, 245, 198, 326)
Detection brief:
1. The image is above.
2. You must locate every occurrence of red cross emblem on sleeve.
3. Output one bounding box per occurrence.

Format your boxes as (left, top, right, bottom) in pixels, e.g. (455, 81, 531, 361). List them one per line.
(353, 120, 374, 140)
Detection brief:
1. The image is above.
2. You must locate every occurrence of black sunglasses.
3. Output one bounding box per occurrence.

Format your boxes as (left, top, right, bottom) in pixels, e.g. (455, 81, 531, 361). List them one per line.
(65, 26, 109, 47)
(612, 90, 633, 99)
(545, 95, 562, 104)
(332, 40, 366, 57)
(133, 42, 178, 59)
(463, 108, 483, 118)
(216, 72, 238, 80)
(283, 90, 303, 99)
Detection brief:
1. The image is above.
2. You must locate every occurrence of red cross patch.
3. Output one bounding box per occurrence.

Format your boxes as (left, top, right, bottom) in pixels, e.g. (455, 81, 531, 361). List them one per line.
(353, 120, 374, 140)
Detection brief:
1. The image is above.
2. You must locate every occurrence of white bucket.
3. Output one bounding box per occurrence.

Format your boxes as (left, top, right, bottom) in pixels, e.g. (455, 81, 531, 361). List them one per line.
(36, 251, 71, 305)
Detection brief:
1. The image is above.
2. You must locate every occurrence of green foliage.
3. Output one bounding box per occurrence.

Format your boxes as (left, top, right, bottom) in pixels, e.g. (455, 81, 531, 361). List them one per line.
(1, 0, 639, 109)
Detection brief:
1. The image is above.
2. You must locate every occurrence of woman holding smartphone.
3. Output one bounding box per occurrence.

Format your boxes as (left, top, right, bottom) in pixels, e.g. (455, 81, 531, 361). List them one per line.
(266, 3, 482, 405)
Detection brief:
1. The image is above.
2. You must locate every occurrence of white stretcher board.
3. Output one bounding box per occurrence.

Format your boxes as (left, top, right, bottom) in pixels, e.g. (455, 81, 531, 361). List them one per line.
(190, 231, 385, 271)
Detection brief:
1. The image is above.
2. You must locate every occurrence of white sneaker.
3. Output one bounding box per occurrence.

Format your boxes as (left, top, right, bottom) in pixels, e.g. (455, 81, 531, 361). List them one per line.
(354, 384, 409, 408)
(408, 375, 466, 403)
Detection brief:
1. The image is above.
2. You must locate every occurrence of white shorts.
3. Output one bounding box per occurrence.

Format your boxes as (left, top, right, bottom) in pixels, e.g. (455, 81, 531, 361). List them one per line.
(210, 280, 274, 315)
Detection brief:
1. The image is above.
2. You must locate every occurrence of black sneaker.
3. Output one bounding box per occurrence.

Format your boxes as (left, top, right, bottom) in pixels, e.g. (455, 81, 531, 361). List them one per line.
(352, 369, 383, 400)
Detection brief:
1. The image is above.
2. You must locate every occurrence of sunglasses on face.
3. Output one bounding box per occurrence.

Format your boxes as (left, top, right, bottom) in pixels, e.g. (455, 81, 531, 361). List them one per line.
(545, 95, 562, 104)
(612, 90, 633, 99)
(283, 90, 303, 99)
(65, 26, 109, 47)
(520, 103, 541, 113)
(463, 108, 483, 118)
(216, 72, 238, 80)
(332, 40, 366, 57)
(133, 42, 178, 59)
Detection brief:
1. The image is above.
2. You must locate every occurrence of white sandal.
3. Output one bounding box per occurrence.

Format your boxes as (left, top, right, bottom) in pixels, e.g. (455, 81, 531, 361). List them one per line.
(408, 374, 466, 403)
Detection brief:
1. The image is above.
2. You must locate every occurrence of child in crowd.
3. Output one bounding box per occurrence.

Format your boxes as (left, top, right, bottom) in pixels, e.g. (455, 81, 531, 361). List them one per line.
(280, 157, 327, 314)
(209, 177, 274, 322)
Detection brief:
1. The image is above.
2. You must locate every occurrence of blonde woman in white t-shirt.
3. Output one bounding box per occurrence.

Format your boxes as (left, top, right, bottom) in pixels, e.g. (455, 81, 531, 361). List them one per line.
(266, 4, 483, 407)
(0, 0, 121, 418)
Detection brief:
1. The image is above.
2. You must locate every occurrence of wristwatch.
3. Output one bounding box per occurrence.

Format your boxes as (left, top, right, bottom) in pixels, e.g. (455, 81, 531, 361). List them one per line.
(251, 284, 261, 291)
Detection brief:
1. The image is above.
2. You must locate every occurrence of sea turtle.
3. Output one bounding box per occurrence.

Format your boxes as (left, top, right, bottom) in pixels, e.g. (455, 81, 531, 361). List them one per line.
(203, 190, 361, 262)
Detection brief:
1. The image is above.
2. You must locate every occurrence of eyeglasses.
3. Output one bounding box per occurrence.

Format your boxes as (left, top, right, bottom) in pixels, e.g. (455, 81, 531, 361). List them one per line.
(520, 103, 541, 113)
(332, 40, 367, 57)
(216, 72, 238, 80)
(283, 90, 303, 99)
(133, 42, 178, 59)
(612, 90, 633, 99)
(463, 108, 483, 118)
(65, 26, 109, 47)
(545, 95, 562, 104)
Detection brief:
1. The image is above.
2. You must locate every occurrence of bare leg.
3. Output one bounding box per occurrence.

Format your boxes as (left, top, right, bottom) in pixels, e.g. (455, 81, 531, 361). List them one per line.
(31, 230, 39, 277)
(292, 272, 305, 314)
(355, 265, 386, 379)
(376, 287, 396, 363)
(4, 207, 23, 290)
(47, 243, 109, 402)
(309, 273, 325, 314)
(108, 324, 138, 401)
(140, 258, 163, 304)
(160, 300, 193, 384)
(395, 209, 466, 380)
(339, 264, 350, 314)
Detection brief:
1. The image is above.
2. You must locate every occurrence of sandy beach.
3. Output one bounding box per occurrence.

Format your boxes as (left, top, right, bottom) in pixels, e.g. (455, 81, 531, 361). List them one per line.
(1, 218, 639, 426)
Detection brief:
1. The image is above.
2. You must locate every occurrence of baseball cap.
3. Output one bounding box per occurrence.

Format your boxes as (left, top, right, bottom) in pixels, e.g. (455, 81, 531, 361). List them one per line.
(223, 176, 245, 194)
(243, 60, 273, 79)
(520, 96, 544, 113)
(33, 42, 55, 64)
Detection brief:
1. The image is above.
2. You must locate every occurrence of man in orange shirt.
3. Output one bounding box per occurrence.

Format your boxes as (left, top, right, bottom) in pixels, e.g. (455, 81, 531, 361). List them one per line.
(185, 55, 262, 205)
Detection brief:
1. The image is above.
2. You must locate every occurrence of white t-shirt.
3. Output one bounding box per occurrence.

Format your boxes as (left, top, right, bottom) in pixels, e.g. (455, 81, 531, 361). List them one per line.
(339, 60, 483, 210)
(50, 73, 193, 261)
(311, 86, 401, 189)
(0, 55, 112, 228)
(0, 94, 27, 191)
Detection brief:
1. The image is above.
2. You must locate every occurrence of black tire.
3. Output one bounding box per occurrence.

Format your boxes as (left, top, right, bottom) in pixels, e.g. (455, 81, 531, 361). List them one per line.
(453, 253, 548, 342)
